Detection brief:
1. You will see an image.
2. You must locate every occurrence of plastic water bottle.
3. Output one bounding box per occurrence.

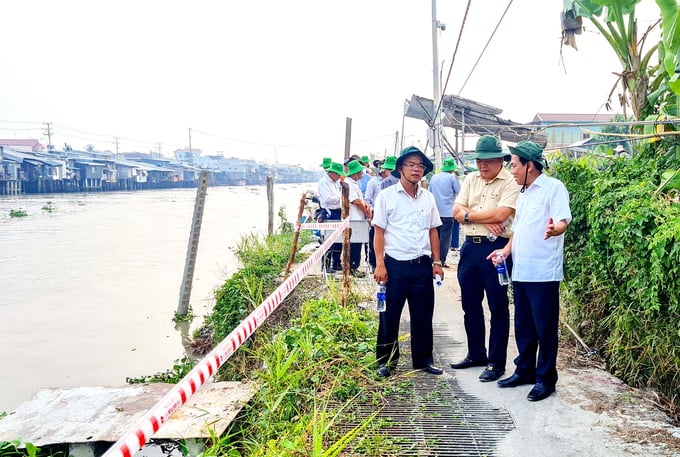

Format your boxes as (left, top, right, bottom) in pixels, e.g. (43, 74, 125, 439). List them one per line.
(376, 281, 386, 312)
(495, 252, 510, 286)
(434, 274, 442, 287)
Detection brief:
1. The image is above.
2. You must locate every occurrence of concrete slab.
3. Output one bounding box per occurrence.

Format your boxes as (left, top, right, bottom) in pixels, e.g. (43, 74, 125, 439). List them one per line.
(0, 381, 257, 447)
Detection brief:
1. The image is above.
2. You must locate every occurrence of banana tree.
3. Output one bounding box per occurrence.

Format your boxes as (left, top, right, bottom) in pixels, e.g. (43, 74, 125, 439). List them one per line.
(562, 0, 679, 120)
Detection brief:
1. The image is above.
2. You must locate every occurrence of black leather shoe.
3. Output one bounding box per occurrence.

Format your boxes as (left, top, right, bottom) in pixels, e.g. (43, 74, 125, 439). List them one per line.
(527, 383, 555, 401)
(450, 357, 488, 369)
(423, 364, 443, 375)
(478, 365, 504, 382)
(377, 365, 392, 378)
(497, 373, 534, 388)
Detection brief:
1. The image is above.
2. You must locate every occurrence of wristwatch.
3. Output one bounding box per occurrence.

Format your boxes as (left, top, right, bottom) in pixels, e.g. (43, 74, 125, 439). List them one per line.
(464, 212, 470, 224)
(432, 260, 442, 266)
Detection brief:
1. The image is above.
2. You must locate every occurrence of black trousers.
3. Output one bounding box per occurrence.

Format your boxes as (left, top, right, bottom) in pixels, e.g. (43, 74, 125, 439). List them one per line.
(456, 237, 511, 369)
(368, 225, 376, 270)
(376, 255, 435, 369)
(512, 281, 560, 387)
(322, 208, 342, 269)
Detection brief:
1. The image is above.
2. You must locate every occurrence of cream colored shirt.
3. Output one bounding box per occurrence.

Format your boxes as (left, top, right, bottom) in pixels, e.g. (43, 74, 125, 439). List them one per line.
(455, 168, 520, 238)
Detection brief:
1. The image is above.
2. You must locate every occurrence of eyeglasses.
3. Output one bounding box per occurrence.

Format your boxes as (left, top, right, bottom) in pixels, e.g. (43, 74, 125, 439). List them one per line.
(403, 162, 426, 171)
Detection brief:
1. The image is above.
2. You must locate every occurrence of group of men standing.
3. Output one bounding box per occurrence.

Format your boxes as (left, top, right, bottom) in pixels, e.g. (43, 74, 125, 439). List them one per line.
(316, 154, 399, 276)
(316, 135, 571, 403)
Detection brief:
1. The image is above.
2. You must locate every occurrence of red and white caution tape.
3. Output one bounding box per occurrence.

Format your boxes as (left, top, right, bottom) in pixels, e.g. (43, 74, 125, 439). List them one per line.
(296, 221, 345, 231)
(102, 217, 350, 457)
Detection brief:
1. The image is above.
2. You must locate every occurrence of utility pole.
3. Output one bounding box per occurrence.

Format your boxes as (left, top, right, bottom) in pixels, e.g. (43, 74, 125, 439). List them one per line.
(344, 117, 352, 163)
(43, 122, 53, 151)
(431, 0, 445, 169)
(188, 127, 193, 165)
(113, 136, 120, 160)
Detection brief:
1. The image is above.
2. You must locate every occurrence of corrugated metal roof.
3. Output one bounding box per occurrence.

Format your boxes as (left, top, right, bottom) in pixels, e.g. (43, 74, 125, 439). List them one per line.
(533, 113, 618, 123)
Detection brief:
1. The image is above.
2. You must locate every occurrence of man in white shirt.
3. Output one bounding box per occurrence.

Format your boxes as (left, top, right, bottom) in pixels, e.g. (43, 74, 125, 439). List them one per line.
(492, 140, 572, 402)
(372, 147, 444, 377)
(364, 156, 397, 272)
(317, 161, 344, 271)
(345, 159, 372, 277)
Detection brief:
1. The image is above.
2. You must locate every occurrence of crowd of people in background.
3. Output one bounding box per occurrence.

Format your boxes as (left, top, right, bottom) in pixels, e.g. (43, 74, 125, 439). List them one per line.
(314, 136, 571, 402)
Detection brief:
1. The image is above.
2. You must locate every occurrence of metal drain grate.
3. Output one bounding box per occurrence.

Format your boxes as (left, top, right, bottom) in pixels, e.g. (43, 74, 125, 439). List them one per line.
(337, 373, 514, 456)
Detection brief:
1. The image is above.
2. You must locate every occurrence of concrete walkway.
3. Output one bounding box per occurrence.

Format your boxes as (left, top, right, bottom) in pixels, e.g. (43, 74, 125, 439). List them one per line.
(422, 259, 680, 457)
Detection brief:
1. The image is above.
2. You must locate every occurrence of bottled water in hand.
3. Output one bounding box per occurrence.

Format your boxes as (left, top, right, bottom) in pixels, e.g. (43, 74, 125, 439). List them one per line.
(434, 274, 442, 287)
(376, 281, 386, 312)
(495, 252, 510, 286)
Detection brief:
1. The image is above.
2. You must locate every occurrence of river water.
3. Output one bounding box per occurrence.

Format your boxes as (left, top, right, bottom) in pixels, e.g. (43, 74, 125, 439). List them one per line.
(0, 183, 316, 413)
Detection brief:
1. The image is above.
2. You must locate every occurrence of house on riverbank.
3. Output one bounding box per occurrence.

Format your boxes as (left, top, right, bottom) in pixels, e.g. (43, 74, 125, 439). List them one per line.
(0, 142, 323, 195)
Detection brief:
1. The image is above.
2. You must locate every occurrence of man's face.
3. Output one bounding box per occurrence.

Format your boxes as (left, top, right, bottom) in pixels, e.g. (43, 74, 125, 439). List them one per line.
(329, 172, 341, 182)
(399, 154, 426, 184)
(476, 157, 504, 181)
(509, 155, 527, 185)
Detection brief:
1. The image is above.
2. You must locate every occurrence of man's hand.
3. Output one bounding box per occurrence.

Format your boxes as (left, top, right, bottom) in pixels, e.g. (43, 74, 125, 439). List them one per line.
(374, 264, 388, 284)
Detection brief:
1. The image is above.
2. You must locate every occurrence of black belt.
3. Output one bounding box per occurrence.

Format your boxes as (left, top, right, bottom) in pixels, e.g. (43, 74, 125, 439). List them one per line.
(386, 254, 431, 264)
(466, 236, 505, 244)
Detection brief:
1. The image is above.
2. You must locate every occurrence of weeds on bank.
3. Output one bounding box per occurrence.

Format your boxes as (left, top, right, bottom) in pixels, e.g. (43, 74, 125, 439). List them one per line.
(199, 294, 394, 456)
(0, 439, 68, 457)
(554, 144, 680, 419)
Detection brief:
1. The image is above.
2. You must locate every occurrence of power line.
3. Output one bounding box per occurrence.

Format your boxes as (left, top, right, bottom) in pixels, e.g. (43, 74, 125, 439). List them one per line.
(457, 0, 514, 96)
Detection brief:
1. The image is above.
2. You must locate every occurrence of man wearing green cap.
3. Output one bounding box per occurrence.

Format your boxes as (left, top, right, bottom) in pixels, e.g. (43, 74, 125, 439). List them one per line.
(372, 146, 444, 377)
(450, 135, 521, 383)
(365, 156, 397, 272)
(345, 159, 372, 277)
(491, 141, 571, 402)
(317, 161, 345, 272)
(319, 157, 332, 171)
(428, 157, 461, 268)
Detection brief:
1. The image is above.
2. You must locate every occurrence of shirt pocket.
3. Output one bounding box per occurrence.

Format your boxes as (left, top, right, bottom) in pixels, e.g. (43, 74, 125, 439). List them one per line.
(418, 212, 430, 230)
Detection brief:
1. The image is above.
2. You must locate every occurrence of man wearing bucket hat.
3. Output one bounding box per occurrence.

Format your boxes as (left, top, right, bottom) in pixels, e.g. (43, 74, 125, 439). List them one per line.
(317, 161, 345, 271)
(372, 146, 444, 377)
(345, 159, 373, 277)
(490, 140, 571, 402)
(450, 135, 521, 383)
(428, 157, 461, 268)
(365, 156, 397, 272)
(319, 157, 332, 171)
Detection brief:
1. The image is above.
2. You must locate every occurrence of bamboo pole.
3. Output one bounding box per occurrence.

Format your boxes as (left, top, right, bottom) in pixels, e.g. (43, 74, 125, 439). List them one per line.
(341, 181, 351, 306)
(266, 175, 274, 236)
(284, 193, 307, 277)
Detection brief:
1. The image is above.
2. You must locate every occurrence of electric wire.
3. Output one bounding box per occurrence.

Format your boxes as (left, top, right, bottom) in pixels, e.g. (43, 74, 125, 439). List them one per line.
(457, 0, 514, 96)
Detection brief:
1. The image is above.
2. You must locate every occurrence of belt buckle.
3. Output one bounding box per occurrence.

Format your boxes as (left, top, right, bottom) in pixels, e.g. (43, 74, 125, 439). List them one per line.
(472, 236, 482, 244)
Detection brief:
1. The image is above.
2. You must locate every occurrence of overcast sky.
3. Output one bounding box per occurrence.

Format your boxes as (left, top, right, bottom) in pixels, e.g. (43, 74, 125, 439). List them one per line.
(0, 0, 662, 168)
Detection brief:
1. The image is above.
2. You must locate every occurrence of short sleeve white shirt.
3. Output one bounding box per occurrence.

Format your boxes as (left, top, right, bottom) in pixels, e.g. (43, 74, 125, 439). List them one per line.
(372, 180, 442, 260)
(347, 176, 367, 221)
(511, 173, 572, 282)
